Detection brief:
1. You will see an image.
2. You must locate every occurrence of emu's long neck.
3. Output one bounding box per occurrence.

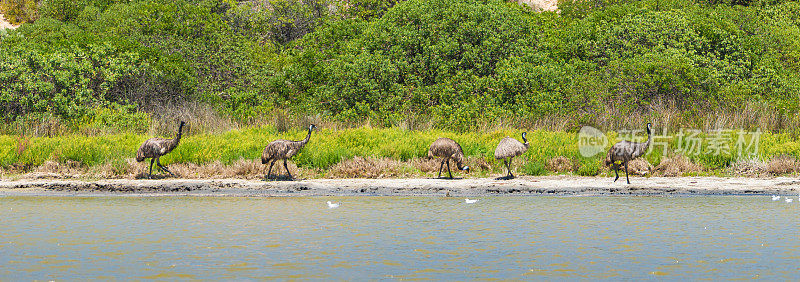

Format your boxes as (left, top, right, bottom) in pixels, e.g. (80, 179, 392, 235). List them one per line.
(634, 130, 652, 158)
(302, 128, 312, 144)
(168, 125, 183, 151)
(292, 128, 312, 150)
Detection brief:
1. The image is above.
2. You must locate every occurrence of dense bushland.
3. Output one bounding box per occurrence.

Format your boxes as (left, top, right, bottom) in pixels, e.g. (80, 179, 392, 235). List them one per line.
(1, 0, 800, 134)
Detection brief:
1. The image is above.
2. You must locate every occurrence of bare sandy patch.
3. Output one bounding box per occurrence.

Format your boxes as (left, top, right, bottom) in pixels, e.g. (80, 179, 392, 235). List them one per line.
(0, 176, 797, 196)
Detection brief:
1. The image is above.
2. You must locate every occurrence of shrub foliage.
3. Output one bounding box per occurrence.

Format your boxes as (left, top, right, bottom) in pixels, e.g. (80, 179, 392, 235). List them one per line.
(1, 0, 799, 133)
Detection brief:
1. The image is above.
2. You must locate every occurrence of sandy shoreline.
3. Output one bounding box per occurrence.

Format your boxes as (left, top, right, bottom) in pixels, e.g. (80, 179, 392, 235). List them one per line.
(1, 176, 798, 196)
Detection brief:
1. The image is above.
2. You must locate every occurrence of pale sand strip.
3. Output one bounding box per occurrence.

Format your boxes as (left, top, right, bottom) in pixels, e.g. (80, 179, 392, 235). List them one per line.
(1, 176, 798, 196)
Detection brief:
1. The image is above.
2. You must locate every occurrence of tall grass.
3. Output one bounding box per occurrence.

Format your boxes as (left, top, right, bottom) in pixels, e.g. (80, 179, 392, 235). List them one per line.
(0, 126, 797, 178)
(5, 100, 800, 138)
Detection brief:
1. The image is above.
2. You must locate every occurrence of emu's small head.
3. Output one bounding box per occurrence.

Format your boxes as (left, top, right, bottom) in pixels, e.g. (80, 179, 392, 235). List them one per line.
(309, 124, 317, 131)
(462, 165, 470, 173)
(646, 123, 652, 134)
(521, 132, 528, 143)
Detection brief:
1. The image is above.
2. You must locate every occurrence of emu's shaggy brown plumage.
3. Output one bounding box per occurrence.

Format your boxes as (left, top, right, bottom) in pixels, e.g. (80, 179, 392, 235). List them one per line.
(428, 137, 469, 179)
(605, 123, 652, 184)
(261, 124, 316, 180)
(136, 121, 185, 177)
(494, 132, 528, 179)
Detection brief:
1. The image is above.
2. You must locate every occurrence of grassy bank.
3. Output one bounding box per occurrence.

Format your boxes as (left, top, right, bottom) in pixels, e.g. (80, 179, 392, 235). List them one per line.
(1, 127, 798, 179)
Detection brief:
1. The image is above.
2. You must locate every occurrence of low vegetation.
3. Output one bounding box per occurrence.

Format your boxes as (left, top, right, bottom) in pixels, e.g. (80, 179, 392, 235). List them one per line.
(0, 127, 797, 179)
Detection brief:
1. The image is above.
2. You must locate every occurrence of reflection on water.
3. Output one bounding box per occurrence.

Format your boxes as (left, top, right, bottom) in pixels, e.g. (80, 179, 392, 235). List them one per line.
(1, 196, 798, 280)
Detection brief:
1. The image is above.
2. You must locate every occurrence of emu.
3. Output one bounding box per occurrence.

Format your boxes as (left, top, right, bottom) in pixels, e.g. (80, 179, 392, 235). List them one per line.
(494, 132, 529, 179)
(136, 121, 185, 177)
(605, 123, 652, 184)
(428, 137, 469, 179)
(262, 124, 316, 180)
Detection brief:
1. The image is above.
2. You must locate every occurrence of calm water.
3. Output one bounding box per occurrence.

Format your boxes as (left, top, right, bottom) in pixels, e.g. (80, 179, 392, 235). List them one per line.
(1, 196, 799, 280)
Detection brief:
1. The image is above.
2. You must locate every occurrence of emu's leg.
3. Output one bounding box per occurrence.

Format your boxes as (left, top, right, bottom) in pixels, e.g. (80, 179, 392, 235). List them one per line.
(156, 157, 174, 176)
(446, 159, 453, 179)
(149, 158, 155, 178)
(624, 162, 630, 184)
(438, 159, 445, 178)
(266, 159, 275, 179)
(283, 159, 293, 180)
(613, 163, 619, 182)
(506, 158, 514, 179)
(503, 159, 509, 178)
(509, 158, 515, 179)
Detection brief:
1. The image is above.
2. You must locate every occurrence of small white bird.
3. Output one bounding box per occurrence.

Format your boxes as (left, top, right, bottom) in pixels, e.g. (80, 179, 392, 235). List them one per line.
(327, 201, 340, 209)
(465, 198, 478, 204)
(771, 195, 781, 201)
(785, 197, 793, 203)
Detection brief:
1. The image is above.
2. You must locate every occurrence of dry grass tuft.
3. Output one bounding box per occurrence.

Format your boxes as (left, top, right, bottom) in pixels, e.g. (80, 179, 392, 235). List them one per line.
(122, 158, 147, 178)
(229, 159, 266, 178)
(729, 156, 767, 177)
(149, 101, 237, 136)
(653, 155, 704, 177)
(329, 156, 413, 178)
(767, 155, 798, 176)
(412, 156, 490, 177)
(627, 158, 653, 176)
(603, 158, 652, 176)
(546, 156, 574, 173)
(397, 113, 434, 131)
(20, 158, 319, 180)
(467, 156, 492, 172)
(34, 160, 85, 177)
(1, 163, 34, 175)
(13, 160, 88, 179)
(268, 110, 326, 132)
(87, 163, 117, 179)
(411, 157, 440, 173)
(588, 100, 800, 135)
(164, 159, 309, 179)
(2, 114, 72, 136)
(168, 161, 228, 179)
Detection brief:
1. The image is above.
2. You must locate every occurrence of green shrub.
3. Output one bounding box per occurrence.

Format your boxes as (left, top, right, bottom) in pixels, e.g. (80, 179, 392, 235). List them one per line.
(80, 104, 151, 134)
(2, 0, 800, 134)
(521, 160, 548, 176)
(0, 0, 39, 24)
(577, 159, 601, 176)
